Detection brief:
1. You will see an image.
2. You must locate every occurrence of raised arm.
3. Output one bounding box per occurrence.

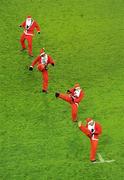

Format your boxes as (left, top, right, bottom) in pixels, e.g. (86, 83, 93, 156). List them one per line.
(78, 121, 91, 138)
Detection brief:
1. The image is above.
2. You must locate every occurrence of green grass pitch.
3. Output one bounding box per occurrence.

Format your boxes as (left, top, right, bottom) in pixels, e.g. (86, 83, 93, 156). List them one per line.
(0, 0, 124, 179)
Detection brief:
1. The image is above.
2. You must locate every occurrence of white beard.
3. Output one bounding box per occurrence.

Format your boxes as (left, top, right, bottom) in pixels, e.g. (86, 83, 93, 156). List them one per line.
(88, 122, 95, 132)
(74, 88, 81, 97)
(26, 18, 33, 29)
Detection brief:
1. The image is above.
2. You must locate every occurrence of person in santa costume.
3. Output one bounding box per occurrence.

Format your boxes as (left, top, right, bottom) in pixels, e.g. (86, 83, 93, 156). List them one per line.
(78, 118, 102, 162)
(55, 84, 84, 122)
(19, 16, 40, 57)
(29, 48, 55, 93)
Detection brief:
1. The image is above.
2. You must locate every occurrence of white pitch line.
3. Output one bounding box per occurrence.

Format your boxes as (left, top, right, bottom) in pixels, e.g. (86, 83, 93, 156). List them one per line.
(97, 153, 104, 162)
(93, 161, 106, 164)
(97, 153, 115, 164)
(94, 160, 115, 164)
(104, 160, 115, 163)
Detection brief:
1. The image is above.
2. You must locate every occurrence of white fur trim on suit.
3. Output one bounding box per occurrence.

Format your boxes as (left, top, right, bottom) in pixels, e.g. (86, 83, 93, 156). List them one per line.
(91, 134, 99, 141)
(88, 122, 95, 132)
(26, 18, 34, 29)
(24, 30, 33, 36)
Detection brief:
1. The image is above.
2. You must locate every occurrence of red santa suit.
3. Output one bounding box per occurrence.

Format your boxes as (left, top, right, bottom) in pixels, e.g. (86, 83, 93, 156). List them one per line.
(55, 84, 84, 121)
(79, 118, 102, 162)
(20, 16, 40, 56)
(29, 48, 55, 92)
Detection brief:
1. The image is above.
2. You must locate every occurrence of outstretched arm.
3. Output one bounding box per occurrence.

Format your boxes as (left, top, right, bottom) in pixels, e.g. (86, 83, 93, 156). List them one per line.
(32, 56, 40, 67)
(29, 56, 40, 71)
(19, 21, 25, 28)
(78, 122, 92, 138)
(68, 88, 74, 93)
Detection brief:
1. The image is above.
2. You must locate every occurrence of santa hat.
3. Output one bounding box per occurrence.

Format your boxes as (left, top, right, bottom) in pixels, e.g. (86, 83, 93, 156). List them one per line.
(74, 83, 80, 89)
(27, 15, 32, 19)
(40, 48, 45, 55)
(86, 117, 93, 124)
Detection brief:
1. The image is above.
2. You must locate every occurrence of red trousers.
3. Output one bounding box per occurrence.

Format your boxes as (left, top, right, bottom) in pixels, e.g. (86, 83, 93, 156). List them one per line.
(38, 64, 48, 91)
(58, 93, 78, 121)
(20, 33, 33, 55)
(79, 125, 98, 161)
(90, 139, 98, 161)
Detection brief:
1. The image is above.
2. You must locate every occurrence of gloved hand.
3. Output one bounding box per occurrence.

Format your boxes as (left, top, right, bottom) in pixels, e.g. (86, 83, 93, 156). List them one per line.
(51, 63, 54, 66)
(55, 92, 60, 97)
(78, 121, 82, 127)
(38, 32, 40, 34)
(67, 90, 70, 93)
(29, 66, 33, 71)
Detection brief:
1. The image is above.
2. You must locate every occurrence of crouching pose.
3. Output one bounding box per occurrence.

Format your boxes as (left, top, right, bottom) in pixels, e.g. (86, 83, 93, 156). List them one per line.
(55, 84, 84, 122)
(78, 118, 102, 162)
(29, 48, 55, 93)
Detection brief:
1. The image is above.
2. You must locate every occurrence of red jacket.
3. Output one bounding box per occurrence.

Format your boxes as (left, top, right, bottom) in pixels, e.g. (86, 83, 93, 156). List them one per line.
(80, 122, 102, 140)
(20, 20, 40, 36)
(31, 54, 55, 67)
(68, 87, 84, 104)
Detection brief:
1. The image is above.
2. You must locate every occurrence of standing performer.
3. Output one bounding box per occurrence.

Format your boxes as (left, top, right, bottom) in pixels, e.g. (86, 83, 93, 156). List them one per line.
(78, 118, 102, 162)
(29, 48, 55, 93)
(19, 16, 40, 57)
(55, 84, 84, 122)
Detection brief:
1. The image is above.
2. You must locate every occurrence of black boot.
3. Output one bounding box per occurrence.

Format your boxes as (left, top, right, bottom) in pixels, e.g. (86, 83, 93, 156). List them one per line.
(20, 48, 26, 51)
(55, 92, 60, 97)
(42, 90, 48, 93)
(91, 160, 96, 163)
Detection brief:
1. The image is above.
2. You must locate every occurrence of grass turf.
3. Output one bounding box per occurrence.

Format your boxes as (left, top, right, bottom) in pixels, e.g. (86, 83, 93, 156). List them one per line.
(0, 0, 124, 179)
